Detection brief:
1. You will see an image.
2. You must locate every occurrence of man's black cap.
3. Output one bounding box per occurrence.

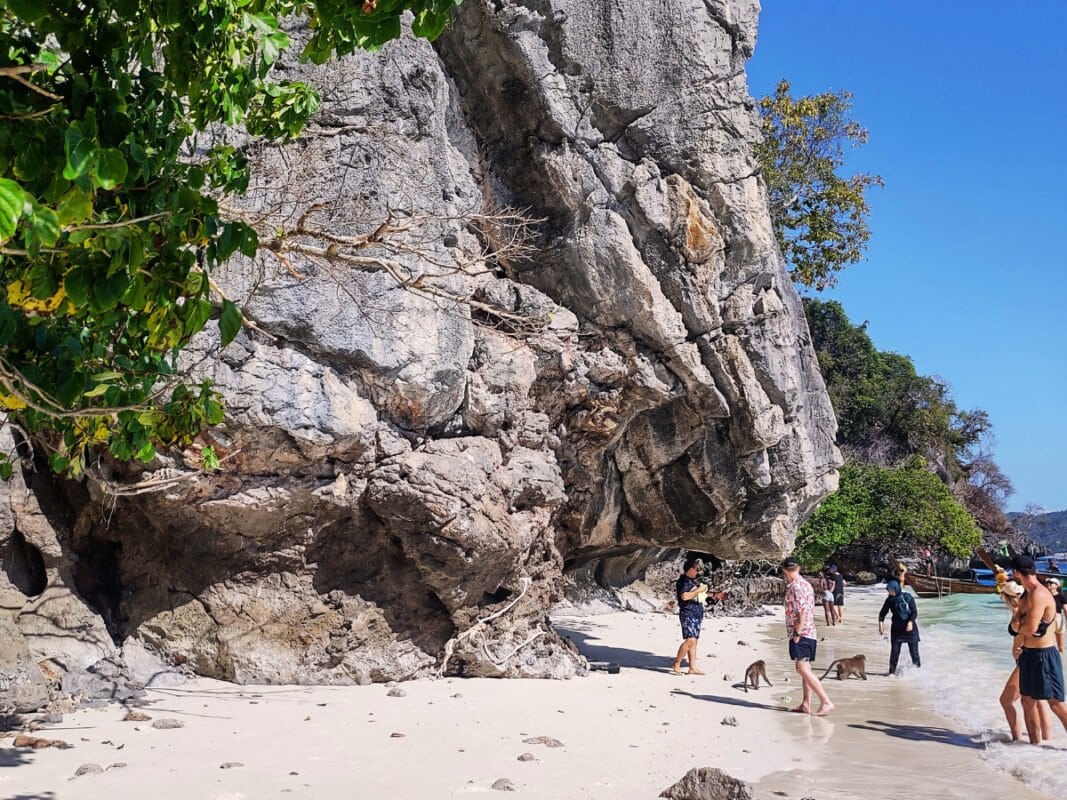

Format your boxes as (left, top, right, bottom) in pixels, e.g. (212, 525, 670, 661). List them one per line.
(782, 556, 800, 569)
(1011, 555, 1036, 572)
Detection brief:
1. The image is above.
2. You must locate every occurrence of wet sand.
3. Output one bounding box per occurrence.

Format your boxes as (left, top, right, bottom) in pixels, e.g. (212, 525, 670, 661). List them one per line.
(754, 588, 1051, 800)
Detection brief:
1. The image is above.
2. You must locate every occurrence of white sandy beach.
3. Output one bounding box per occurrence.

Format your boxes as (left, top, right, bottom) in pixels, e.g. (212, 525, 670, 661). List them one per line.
(0, 597, 1054, 800)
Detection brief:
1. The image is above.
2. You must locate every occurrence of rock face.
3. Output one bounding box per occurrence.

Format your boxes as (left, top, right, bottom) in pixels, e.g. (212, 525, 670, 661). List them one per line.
(0, 0, 839, 697)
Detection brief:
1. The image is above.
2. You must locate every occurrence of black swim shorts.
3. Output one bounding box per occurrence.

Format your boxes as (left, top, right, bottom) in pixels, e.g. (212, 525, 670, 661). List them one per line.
(833, 593, 844, 606)
(788, 636, 817, 662)
(1019, 645, 1065, 701)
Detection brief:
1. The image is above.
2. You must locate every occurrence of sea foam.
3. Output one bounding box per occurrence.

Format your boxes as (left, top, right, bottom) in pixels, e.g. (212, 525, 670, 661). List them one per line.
(910, 592, 1067, 796)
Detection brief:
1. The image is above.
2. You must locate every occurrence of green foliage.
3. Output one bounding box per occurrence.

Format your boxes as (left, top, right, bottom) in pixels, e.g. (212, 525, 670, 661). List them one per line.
(756, 80, 883, 290)
(0, 0, 461, 477)
(795, 461, 982, 567)
(804, 297, 989, 477)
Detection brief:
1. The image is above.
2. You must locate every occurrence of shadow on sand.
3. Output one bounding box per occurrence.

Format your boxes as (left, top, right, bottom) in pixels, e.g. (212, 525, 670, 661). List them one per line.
(669, 688, 784, 712)
(553, 621, 671, 672)
(849, 719, 985, 749)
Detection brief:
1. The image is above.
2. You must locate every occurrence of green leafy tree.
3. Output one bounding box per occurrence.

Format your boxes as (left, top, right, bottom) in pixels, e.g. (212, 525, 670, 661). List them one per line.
(804, 298, 989, 476)
(0, 0, 460, 477)
(795, 460, 982, 567)
(756, 80, 883, 290)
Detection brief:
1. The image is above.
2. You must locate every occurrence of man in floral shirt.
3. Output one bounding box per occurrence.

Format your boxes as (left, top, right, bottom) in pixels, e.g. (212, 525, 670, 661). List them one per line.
(783, 556, 834, 715)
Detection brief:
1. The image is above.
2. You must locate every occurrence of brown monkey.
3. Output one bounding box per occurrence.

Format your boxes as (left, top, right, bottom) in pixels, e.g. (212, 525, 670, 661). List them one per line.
(820, 654, 867, 681)
(743, 660, 772, 692)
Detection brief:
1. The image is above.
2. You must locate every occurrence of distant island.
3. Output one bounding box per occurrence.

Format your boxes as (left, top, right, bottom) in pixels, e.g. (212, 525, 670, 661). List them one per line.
(1009, 509, 1067, 552)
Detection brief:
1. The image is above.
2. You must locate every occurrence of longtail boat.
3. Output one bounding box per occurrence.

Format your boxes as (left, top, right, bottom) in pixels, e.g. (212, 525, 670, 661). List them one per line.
(904, 571, 998, 597)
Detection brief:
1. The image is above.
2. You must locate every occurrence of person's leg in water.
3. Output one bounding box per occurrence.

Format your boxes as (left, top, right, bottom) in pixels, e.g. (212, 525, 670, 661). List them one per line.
(1048, 699, 1067, 734)
(1021, 696, 1042, 744)
(1038, 700, 1054, 741)
(1000, 668, 1023, 741)
(888, 637, 902, 675)
(795, 660, 834, 715)
(907, 638, 921, 668)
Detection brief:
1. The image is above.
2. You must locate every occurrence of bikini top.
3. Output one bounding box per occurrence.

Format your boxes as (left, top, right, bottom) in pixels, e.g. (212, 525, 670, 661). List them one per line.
(1010, 610, 1055, 638)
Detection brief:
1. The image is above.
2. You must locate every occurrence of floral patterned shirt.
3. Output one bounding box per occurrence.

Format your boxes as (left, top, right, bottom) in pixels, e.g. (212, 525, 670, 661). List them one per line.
(784, 577, 817, 639)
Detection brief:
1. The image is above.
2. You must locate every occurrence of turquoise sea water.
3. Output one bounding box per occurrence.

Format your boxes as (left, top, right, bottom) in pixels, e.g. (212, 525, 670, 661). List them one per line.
(908, 590, 1067, 796)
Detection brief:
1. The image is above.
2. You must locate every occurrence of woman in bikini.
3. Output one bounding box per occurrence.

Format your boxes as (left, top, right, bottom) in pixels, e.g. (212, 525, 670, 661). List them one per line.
(999, 581, 1054, 741)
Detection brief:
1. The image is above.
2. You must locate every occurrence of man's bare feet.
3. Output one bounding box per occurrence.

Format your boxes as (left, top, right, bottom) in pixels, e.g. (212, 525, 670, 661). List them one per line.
(815, 703, 835, 716)
(671, 665, 683, 675)
(687, 668, 705, 675)
(789, 704, 811, 714)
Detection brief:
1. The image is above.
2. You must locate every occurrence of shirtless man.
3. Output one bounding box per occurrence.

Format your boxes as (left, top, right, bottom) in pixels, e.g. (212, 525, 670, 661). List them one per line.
(782, 556, 834, 715)
(1012, 555, 1067, 743)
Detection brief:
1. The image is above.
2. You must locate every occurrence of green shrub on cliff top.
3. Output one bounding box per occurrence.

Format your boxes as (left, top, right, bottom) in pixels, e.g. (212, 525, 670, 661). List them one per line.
(795, 460, 982, 567)
(0, 0, 461, 476)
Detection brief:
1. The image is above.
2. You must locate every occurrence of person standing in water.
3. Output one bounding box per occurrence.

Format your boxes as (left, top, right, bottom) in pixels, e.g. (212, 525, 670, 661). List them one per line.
(672, 556, 707, 675)
(1012, 555, 1067, 743)
(878, 579, 920, 675)
(783, 557, 834, 715)
(999, 580, 1054, 742)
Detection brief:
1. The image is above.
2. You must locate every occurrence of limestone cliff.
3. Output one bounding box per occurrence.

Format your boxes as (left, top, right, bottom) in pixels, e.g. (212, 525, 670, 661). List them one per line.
(0, 0, 839, 698)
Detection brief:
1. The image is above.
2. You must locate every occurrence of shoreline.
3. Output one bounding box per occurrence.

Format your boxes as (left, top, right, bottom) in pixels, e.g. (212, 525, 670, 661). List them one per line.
(0, 598, 1052, 799)
(753, 587, 1050, 800)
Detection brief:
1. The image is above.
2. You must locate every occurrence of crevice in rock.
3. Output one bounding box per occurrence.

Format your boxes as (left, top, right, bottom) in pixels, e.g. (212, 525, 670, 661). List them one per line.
(70, 538, 126, 645)
(2, 528, 46, 597)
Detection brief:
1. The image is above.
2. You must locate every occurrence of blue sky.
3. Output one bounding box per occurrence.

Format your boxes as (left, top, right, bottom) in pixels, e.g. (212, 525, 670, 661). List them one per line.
(747, 1, 1067, 513)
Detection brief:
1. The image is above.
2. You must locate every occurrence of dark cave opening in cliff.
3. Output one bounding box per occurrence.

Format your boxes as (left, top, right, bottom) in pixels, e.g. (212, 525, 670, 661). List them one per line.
(71, 538, 126, 645)
(3, 528, 47, 597)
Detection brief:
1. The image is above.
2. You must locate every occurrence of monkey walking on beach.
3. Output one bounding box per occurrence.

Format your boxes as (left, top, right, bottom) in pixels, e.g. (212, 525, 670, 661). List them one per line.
(820, 654, 868, 681)
(743, 660, 772, 692)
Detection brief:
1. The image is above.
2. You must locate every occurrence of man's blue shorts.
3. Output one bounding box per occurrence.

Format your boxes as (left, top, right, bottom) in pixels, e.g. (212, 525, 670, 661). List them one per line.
(788, 636, 817, 662)
(1019, 645, 1065, 701)
(680, 607, 703, 640)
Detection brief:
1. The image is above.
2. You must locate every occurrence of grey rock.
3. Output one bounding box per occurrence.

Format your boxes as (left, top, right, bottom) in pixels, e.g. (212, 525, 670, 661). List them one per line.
(522, 736, 563, 748)
(659, 767, 755, 800)
(386, 688, 407, 698)
(0, 0, 839, 687)
(517, 752, 536, 762)
(151, 719, 185, 730)
(74, 763, 105, 777)
(220, 762, 244, 769)
(107, 762, 128, 770)
(492, 778, 516, 792)
(0, 619, 50, 713)
(720, 716, 738, 727)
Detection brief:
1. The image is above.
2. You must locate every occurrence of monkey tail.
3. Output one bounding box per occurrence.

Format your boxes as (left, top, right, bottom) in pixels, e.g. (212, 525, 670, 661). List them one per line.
(819, 660, 840, 681)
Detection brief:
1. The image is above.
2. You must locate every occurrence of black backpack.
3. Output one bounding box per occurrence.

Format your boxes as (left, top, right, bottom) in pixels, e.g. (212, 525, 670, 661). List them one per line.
(891, 592, 913, 622)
